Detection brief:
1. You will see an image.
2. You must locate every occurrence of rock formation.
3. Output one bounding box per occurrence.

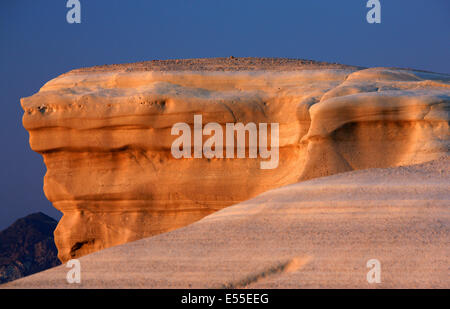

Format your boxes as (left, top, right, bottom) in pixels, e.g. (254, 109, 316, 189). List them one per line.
(0, 213, 60, 284)
(4, 157, 449, 288)
(20, 58, 450, 261)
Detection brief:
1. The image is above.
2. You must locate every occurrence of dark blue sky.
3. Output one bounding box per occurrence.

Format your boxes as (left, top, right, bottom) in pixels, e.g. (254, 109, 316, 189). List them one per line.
(0, 0, 449, 229)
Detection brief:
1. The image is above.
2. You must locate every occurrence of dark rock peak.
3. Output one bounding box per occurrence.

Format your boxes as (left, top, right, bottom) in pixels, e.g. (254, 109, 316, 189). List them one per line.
(0, 212, 60, 284)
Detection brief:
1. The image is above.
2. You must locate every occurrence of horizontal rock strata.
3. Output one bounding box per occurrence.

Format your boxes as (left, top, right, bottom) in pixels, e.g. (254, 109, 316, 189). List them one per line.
(21, 58, 450, 261)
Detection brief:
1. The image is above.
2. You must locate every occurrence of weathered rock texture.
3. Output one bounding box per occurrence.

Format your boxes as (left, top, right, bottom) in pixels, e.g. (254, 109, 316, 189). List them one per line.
(21, 58, 450, 262)
(4, 157, 449, 288)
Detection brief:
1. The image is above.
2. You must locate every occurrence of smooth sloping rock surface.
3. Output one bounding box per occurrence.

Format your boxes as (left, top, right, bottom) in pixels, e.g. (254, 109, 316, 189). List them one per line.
(21, 58, 450, 261)
(5, 157, 449, 288)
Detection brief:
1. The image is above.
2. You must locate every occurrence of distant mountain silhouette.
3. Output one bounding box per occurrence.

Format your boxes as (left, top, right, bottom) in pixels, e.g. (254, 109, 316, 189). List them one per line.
(0, 212, 60, 284)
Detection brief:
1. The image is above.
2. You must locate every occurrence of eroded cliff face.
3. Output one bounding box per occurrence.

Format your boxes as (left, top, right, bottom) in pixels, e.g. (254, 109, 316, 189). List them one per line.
(21, 58, 450, 261)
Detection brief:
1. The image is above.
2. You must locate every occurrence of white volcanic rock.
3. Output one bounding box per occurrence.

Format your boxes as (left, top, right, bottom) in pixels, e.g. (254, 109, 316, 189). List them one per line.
(4, 157, 449, 288)
(20, 58, 450, 261)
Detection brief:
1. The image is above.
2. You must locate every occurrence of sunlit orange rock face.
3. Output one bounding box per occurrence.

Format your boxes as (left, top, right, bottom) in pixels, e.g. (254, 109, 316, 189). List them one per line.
(21, 58, 450, 261)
